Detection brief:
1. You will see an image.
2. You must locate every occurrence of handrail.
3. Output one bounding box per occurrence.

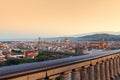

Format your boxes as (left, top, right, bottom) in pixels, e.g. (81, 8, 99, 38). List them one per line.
(0, 49, 120, 79)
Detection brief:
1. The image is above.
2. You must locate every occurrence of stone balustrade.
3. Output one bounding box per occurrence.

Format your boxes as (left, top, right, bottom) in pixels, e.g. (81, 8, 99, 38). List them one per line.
(0, 50, 120, 80)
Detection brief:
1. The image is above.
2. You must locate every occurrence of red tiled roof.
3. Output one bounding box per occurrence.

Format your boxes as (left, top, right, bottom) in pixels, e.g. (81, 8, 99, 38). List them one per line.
(25, 51, 38, 57)
(0, 57, 5, 61)
(89, 43, 102, 47)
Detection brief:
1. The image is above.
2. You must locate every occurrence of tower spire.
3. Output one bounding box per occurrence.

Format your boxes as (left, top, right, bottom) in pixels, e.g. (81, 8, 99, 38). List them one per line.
(38, 37, 41, 51)
(101, 37, 106, 49)
(102, 37, 105, 44)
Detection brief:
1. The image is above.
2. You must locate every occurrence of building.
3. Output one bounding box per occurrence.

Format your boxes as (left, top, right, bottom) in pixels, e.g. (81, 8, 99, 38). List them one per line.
(24, 51, 38, 59)
(89, 38, 109, 50)
(0, 51, 6, 61)
(64, 38, 69, 43)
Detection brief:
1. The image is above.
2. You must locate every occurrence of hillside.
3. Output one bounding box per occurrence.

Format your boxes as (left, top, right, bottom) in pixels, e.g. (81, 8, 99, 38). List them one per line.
(77, 33, 120, 41)
(44, 33, 120, 41)
(1, 33, 120, 41)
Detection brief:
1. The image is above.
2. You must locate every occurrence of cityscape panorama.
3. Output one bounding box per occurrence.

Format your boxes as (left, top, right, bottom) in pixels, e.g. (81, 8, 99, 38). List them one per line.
(0, 0, 120, 80)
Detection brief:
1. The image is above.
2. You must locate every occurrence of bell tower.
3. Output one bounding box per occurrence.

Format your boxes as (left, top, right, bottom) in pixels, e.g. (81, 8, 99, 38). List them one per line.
(101, 37, 107, 49)
(102, 37, 105, 44)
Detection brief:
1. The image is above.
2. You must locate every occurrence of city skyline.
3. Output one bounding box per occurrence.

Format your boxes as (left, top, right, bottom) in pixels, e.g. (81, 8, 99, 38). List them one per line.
(0, 0, 120, 39)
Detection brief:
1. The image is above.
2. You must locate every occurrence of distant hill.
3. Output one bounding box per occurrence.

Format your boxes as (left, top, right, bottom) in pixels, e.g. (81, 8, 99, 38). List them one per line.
(1, 33, 120, 41)
(42, 37, 77, 41)
(43, 33, 120, 41)
(77, 33, 120, 41)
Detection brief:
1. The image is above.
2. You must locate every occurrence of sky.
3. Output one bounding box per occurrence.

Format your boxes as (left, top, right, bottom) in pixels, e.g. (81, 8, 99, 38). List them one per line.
(0, 0, 120, 39)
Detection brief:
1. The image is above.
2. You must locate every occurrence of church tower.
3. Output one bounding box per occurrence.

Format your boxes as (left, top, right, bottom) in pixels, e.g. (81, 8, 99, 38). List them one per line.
(101, 37, 105, 49)
(101, 37, 109, 50)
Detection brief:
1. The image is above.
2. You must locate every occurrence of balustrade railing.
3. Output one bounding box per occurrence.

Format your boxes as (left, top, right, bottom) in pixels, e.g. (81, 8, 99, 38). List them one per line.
(0, 50, 120, 80)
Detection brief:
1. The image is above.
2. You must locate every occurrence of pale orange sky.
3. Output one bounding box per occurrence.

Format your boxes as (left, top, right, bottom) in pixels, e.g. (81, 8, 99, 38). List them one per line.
(0, 0, 120, 38)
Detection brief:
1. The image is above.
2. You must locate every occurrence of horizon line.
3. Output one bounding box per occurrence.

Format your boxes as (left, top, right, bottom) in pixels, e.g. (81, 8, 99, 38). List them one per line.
(0, 32, 120, 41)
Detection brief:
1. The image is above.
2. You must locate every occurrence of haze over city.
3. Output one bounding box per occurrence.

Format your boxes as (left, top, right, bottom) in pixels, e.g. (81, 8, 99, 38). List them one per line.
(0, 0, 120, 39)
(1, 1, 120, 80)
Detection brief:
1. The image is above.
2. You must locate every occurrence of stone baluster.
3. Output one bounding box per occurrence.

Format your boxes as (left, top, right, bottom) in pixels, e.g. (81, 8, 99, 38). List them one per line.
(101, 61, 106, 80)
(109, 59, 115, 80)
(72, 69, 80, 80)
(89, 64, 95, 80)
(116, 57, 119, 76)
(117, 57, 120, 75)
(60, 71, 70, 80)
(80, 66, 88, 80)
(119, 56, 120, 75)
(113, 58, 118, 78)
(105, 60, 110, 80)
(96, 62, 100, 80)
